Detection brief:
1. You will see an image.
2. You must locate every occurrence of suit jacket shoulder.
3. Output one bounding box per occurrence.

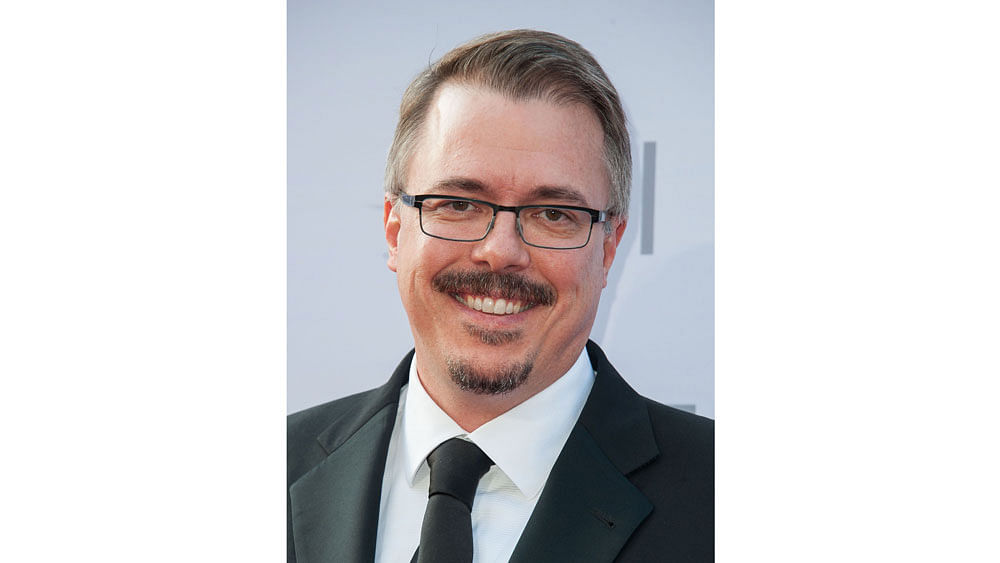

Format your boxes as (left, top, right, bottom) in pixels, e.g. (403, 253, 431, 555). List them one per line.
(617, 398, 714, 561)
(286, 351, 412, 563)
(287, 382, 396, 485)
(643, 397, 714, 480)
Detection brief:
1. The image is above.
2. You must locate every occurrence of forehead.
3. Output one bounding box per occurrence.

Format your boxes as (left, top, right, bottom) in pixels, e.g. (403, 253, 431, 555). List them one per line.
(407, 82, 610, 206)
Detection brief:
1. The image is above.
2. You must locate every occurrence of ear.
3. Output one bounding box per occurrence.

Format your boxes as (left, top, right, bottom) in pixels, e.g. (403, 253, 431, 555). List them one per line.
(601, 218, 627, 288)
(384, 195, 401, 272)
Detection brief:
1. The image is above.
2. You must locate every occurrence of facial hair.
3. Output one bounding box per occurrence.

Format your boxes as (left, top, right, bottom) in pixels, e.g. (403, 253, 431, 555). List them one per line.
(432, 270, 556, 306)
(446, 355, 535, 395)
(433, 269, 553, 394)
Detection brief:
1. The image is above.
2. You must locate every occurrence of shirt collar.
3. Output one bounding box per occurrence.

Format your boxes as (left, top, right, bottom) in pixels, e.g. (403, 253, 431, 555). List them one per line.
(401, 348, 595, 500)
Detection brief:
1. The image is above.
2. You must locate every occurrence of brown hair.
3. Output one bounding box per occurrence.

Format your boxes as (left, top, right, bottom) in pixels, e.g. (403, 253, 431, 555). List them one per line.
(385, 29, 631, 221)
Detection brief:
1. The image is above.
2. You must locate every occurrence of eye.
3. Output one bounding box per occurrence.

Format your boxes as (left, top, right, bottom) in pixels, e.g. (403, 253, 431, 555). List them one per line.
(541, 208, 569, 222)
(426, 198, 479, 214)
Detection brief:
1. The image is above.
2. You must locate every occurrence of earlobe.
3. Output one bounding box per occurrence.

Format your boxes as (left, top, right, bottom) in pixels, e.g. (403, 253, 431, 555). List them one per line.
(384, 196, 400, 272)
(601, 218, 627, 288)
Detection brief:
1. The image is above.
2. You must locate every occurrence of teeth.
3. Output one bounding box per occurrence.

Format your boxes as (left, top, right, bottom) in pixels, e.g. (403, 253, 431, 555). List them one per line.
(455, 294, 528, 316)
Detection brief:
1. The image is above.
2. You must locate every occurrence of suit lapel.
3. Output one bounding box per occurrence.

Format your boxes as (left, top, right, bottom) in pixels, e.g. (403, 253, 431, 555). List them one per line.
(289, 352, 412, 563)
(509, 424, 653, 562)
(510, 341, 660, 562)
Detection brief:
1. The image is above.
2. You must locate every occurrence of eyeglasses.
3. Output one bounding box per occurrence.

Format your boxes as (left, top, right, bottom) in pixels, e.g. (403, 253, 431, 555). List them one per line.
(399, 193, 608, 250)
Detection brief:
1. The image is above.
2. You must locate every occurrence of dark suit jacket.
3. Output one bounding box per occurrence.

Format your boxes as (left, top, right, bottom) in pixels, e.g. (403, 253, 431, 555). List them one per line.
(288, 341, 714, 562)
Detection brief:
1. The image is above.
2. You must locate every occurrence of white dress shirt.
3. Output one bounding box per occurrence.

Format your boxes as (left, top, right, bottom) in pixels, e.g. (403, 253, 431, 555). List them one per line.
(373, 348, 595, 563)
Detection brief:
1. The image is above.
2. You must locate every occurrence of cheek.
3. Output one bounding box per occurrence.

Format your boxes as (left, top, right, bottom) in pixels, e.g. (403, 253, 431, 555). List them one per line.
(396, 218, 431, 267)
(394, 226, 425, 295)
(397, 230, 456, 290)
(549, 252, 606, 300)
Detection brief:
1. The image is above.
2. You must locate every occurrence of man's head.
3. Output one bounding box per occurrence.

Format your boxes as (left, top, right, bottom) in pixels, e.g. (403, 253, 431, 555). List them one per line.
(383, 30, 630, 410)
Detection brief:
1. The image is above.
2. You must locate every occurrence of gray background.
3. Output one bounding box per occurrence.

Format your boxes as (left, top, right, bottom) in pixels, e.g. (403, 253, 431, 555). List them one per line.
(288, 0, 714, 418)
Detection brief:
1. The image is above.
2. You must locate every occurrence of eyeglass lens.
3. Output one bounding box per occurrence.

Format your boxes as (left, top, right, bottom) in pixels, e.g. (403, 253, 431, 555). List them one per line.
(418, 197, 593, 249)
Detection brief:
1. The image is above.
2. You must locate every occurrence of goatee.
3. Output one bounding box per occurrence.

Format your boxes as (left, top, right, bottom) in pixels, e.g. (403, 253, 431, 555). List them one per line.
(446, 356, 534, 395)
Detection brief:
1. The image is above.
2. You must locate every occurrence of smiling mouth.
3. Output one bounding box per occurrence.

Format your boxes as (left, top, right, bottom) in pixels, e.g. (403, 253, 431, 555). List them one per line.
(433, 270, 555, 317)
(452, 294, 534, 316)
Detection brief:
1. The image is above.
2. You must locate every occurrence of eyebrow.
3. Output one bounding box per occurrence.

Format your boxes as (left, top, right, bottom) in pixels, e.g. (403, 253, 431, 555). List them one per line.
(429, 177, 592, 207)
(528, 185, 589, 207)
(430, 177, 488, 194)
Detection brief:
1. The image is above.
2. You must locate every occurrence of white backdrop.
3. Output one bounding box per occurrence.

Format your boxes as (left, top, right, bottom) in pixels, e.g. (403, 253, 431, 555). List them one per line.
(288, 0, 714, 417)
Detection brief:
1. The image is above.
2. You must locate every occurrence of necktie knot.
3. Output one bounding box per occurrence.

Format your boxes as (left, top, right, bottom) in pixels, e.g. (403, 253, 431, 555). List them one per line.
(426, 438, 494, 510)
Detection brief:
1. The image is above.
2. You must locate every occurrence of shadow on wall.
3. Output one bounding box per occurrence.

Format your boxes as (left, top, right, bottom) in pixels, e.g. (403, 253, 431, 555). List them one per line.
(593, 236, 714, 415)
(592, 182, 640, 343)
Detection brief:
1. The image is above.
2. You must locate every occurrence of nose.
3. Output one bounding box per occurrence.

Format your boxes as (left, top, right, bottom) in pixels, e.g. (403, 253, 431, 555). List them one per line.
(469, 209, 531, 272)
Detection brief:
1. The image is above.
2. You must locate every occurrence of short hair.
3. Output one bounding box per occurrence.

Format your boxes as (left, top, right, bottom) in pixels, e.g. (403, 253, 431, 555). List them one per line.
(385, 29, 631, 221)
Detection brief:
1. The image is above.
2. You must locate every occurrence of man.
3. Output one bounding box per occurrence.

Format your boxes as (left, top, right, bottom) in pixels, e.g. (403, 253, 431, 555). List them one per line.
(288, 30, 713, 562)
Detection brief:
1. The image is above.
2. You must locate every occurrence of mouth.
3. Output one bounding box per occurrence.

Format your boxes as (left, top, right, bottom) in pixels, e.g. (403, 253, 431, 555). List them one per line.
(451, 293, 534, 316)
(432, 270, 556, 318)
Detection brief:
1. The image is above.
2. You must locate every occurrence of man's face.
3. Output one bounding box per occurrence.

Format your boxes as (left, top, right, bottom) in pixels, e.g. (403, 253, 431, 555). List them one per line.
(384, 83, 626, 398)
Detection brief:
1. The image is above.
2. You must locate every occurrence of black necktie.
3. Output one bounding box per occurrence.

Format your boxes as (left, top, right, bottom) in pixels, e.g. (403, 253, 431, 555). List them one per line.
(413, 438, 494, 563)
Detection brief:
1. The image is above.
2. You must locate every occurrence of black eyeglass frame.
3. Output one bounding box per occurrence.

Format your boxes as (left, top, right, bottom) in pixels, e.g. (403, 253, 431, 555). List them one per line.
(398, 193, 609, 250)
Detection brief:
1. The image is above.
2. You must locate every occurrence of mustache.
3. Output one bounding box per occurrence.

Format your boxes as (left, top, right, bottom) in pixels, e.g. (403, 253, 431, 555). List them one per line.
(432, 270, 556, 306)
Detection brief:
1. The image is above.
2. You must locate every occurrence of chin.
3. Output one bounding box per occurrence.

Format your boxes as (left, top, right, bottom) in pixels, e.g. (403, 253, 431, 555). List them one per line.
(445, 352, 537, 396)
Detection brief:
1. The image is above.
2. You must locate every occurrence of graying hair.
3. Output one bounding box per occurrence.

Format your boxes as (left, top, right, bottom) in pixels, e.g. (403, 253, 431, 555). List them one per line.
(384, 29, 631, 222)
